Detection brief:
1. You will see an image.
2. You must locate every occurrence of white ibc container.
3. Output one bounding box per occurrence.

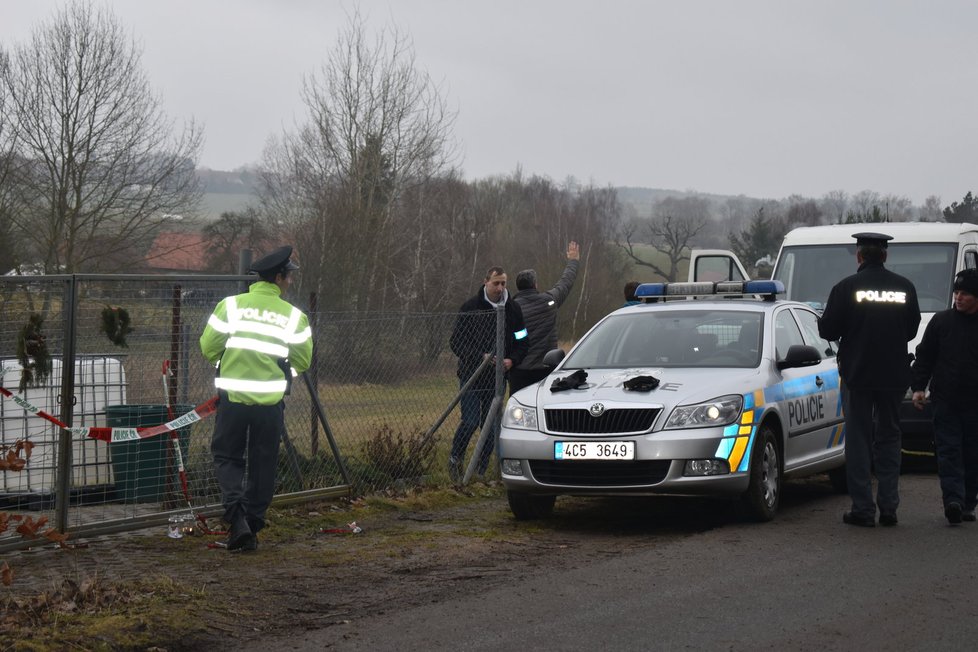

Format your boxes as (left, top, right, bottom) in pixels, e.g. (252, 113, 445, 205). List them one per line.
(0, 357, 126, 494)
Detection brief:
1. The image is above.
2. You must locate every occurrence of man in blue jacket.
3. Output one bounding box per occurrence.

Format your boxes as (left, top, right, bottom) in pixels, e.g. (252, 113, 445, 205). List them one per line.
(449, 267, 528, 480)
(911, 268, 978, 524)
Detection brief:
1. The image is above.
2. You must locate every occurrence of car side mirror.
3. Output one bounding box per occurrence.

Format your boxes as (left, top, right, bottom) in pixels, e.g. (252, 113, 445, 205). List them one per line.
(777, 344, 822, 371)
(542, 348, 566, 368)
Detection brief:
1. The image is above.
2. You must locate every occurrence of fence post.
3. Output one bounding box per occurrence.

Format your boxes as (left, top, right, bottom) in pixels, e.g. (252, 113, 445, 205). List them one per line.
(493, 302, 505, 466)
(238, 249, 253, 294)
(54, 275, 79, 534)
(163, 285, 183, 509)
(308, 292, 319, 456)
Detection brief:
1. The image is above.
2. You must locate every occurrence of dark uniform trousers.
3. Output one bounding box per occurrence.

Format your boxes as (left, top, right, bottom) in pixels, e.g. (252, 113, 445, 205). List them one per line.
(211, 394, 285, 533)
(842, 385, 903, 517)
(932, 400, 978, 511)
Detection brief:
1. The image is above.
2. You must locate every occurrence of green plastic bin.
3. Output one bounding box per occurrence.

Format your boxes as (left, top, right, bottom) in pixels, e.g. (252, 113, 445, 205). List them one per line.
(106, 404, 194, 503)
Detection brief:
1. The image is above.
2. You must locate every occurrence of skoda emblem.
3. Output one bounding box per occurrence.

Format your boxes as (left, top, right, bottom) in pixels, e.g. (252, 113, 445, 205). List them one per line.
(589, 403, 606, 417)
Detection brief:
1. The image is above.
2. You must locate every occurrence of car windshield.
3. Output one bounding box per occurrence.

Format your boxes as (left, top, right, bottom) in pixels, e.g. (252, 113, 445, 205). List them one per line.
(563, 310, 764, 369)
(773, 242, 957, 313)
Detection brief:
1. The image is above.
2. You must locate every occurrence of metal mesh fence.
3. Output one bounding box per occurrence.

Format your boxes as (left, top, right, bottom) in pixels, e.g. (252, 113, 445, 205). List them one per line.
(0, 276, 506, 550)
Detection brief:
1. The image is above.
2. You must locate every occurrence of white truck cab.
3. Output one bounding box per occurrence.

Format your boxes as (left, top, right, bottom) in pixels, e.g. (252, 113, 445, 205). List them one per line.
(691, 222, 978, 456)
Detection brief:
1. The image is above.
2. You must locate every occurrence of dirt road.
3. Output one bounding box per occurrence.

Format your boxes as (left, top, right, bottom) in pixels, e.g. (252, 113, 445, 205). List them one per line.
(4, 471, 973, 651)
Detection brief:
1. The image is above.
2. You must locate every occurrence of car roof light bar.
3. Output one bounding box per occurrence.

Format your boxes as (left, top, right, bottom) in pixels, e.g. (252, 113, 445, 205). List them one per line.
(634, 280, 785, 301)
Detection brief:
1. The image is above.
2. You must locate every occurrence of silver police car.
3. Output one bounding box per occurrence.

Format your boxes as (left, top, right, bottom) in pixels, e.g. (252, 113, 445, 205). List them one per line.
(499, 280, 846, 521)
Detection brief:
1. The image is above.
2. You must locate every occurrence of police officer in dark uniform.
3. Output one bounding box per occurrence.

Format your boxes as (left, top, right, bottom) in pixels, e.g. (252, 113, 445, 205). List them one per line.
(200, 246, 313, 551)
(818, 232, 921, 527)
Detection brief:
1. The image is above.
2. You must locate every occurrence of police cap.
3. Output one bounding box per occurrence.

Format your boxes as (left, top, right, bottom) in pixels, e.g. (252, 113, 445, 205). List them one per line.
(249, 246, 300, 275)
(852, 232, 893, 249)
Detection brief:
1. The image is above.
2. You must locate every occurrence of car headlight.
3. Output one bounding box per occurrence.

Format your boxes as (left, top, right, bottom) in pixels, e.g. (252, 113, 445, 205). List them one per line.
(664, 395, 743, 429)
(503, 402, 538, 430)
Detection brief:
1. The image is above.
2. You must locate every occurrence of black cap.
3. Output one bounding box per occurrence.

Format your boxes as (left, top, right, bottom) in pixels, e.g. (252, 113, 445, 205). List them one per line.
(249, 246, 299, 275)
(954, 268, 978, 296)
(852, 232, 893, 249)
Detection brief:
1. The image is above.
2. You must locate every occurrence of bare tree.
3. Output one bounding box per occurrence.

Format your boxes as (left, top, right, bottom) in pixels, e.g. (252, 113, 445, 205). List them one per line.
(0, 50, 20, 274)
(202, 208, 272, 273)
(850, 190, 882, 219)
(818, 190, 849, 225)
(784, 195, 823, 228)
(880, 194, 914, 222)
(920, 195, 943, 222)
(0, 2, 202, 273)
(615, 196, 709, 282)
(261, 9, 458, 313)
(618, 214, 706, 282)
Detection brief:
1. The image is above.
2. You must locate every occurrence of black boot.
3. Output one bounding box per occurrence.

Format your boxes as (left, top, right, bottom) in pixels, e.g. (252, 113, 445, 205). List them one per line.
(227, 514, 256, 552)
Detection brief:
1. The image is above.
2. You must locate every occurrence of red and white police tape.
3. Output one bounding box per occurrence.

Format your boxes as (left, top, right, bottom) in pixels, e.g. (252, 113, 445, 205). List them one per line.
(0, 385, 218, 443)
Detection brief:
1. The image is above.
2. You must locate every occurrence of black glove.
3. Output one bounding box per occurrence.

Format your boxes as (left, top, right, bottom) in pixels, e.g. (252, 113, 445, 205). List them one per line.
(550, 369, 588, 392)
(623, 375, 660, 392)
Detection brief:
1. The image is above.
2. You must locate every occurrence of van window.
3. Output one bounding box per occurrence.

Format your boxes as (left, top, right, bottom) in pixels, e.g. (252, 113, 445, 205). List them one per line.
(773, 243, 956, 313)
(965, 250, 977, 270)
(694, 255, 746, 283)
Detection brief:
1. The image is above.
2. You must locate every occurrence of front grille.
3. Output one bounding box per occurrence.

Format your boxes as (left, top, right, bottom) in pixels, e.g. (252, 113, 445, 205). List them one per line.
(529, 460, 671, 487)
(545, 408, 660, 434)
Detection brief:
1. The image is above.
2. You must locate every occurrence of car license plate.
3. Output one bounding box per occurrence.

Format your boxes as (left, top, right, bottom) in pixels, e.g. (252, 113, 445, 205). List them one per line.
(555, 441, 635, 460)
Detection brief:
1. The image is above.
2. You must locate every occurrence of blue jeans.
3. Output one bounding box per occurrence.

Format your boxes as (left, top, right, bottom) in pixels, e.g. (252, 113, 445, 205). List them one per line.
(842, 386, 903, 517)
(451, 386, 496, 473)
(932, 400, 978, 511)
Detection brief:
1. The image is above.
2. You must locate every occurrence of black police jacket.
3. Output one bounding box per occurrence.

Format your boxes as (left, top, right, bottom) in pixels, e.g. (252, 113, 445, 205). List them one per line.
(818, 261, 921, 391)
(910, 308, 978, 404)
(450, 289, 528, 389)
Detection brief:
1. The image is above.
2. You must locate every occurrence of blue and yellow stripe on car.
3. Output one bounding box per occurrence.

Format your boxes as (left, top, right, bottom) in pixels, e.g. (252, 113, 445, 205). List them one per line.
(714, 388, 765, 473)
(714, 369, 843, 472)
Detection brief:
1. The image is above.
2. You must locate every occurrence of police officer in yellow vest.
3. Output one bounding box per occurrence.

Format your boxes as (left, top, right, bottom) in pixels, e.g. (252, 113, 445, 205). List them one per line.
(818, 232, 920, 528)
(200, 246, 313, 551)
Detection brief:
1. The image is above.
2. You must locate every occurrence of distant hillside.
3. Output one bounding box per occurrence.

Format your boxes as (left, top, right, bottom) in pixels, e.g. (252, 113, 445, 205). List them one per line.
(199, 191, 255, 219)
(197, 168, 261, 194)
(197, 168, 260, 220)
(193, 169, 753, 221)
(615, 186, 758, 218)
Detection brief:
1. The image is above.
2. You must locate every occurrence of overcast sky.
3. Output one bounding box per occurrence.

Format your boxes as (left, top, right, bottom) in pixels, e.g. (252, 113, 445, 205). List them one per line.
(3, 1, 976, 206)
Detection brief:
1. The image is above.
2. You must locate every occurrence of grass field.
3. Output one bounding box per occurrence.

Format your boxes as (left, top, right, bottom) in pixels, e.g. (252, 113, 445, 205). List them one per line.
(199, 192, 255, 220)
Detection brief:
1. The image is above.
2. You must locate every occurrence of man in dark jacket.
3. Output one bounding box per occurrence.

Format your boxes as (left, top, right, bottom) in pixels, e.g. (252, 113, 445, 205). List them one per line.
(510, 241, 580, 394)
(910, 268, 978, 524)
(449, 267, 528, 479)
(818, 232, 921, 527)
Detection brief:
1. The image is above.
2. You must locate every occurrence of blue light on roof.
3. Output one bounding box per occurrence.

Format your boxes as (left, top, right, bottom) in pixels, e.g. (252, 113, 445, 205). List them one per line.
(632, 280, 785, 300)
(743, 280, 785, 294)
(634, 283, 666, 298)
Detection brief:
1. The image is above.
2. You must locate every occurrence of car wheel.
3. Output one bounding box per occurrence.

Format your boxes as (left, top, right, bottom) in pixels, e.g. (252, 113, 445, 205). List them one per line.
(741, 425, 781, 522)
(507, 491, 556, 520)
(827, 465, 848, 494)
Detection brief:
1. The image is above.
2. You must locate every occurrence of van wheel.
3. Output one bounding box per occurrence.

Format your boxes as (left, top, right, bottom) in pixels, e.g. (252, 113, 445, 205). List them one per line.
(741, 425, 781, 522)
(507, 491, 556, 520)
(827, 466, 848, 494)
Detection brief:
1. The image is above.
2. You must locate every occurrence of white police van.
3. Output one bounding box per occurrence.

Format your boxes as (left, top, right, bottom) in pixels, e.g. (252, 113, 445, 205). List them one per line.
(498, 280, 846, 521)
(691, 222, 978, 456)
